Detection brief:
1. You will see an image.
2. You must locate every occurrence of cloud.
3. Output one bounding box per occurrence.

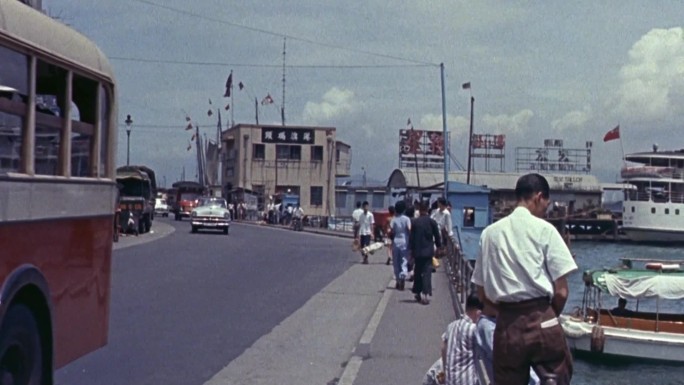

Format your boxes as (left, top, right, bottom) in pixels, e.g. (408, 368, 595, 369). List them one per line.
(551, 107, 593, 133)
(418, 114, 470, 138)
(302, 87, 358, 124)
(481, 109, 534, 134)
(611, 27, 684, 119)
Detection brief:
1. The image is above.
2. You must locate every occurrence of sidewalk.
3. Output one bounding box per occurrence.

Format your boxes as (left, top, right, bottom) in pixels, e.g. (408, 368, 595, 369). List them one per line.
(235, 220, 460, 385)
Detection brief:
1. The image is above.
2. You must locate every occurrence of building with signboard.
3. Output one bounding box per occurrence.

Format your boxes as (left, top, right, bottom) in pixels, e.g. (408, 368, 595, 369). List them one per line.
(221, 124, 351, 217)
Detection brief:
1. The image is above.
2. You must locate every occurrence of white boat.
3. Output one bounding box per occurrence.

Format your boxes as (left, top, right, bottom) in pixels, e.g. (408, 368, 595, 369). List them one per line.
(621, 148, 684, 242)
(560, 261, 684, 363)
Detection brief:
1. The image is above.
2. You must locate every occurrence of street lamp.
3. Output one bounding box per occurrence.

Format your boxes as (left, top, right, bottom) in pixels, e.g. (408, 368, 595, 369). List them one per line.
(125, 114, 133, 166)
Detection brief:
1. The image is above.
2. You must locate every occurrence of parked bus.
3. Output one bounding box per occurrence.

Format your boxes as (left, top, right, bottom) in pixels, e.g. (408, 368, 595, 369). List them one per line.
(0, 1, 117, 383)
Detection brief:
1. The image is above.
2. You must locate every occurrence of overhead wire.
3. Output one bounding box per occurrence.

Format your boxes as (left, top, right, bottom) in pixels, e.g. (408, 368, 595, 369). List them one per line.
(109, 56, 432, 69)
(130, 0, 439, 67)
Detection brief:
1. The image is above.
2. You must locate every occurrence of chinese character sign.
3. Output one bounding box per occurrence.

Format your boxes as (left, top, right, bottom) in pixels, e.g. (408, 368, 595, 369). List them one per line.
(399, 129, 444, 156)
(261, 128, 316, 144)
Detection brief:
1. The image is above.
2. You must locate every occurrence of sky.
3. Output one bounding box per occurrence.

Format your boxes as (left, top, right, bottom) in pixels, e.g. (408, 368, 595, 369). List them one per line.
(43, 0, 684, 187)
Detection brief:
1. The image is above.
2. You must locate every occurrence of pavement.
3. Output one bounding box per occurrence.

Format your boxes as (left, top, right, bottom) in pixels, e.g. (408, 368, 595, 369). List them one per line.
(208, 220, 459, 385)
(109, 218, 460, 385)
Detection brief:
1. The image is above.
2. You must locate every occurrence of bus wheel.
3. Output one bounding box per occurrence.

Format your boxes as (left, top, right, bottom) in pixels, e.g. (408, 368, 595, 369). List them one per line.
(0, 304, 43, 385)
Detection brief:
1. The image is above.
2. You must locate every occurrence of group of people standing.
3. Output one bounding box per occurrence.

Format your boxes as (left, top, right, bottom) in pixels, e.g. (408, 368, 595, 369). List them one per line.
(425, 173, 577, 385)
(352, 197, 453, 306)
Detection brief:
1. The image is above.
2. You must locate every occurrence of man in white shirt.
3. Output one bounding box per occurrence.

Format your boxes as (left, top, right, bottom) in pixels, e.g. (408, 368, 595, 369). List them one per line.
(351, 201, 363, 239)
(357, 201, 374, 264)
(471, 173, 577, 385)
(432, 197, 453, 238)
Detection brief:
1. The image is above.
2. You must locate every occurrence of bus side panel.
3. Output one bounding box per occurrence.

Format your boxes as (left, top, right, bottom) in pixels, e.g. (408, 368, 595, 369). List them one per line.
(0, 215, 112, 368)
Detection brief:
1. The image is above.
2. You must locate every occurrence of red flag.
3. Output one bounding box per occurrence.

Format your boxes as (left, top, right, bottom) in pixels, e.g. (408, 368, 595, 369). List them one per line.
(603, 125, 620, 142)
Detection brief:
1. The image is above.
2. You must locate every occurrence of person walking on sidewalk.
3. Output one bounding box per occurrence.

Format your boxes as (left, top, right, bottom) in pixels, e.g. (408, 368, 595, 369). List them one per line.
(471, 173, 578, 385)
(384, 205, 395, 265)
(409, 201, 441, 304)
(439, 294, 482, 385)
(352, 201, 363, 239)
(358, 201, 374, 264)
(389, 201, 410, 290)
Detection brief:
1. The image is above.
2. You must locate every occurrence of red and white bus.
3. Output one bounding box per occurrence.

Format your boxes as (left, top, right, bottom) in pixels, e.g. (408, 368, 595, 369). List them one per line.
(0, 1, 117, 383)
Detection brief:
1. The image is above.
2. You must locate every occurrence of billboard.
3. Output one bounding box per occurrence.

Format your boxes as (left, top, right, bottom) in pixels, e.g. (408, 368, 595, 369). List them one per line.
(399, 129, 445, 169)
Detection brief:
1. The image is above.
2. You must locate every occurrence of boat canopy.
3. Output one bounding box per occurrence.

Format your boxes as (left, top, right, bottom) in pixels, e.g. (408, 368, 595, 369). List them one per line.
(586, 269, 684, 300)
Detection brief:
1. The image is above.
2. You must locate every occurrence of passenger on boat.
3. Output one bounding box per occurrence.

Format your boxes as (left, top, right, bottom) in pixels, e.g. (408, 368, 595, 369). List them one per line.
(610, 298, 632, 316)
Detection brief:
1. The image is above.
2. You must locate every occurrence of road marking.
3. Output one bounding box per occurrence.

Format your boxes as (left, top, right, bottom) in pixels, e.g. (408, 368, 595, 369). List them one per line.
(337, 279, 395, 385)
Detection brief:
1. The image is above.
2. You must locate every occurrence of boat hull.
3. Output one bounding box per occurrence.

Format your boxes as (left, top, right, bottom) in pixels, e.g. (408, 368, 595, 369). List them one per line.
(561, 316, 684, 363)
(622, 227, 684, 243)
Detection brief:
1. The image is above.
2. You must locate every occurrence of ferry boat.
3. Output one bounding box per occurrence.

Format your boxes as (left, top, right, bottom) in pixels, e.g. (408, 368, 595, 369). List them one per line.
(560, 260, 684, 363)
(621, 148, 684, 242)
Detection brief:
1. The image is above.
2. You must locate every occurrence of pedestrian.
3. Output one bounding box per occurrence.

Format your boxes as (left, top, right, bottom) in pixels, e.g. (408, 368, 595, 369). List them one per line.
(389, 201, 410, 290)
(385, 205, 396, 265)
(352, 201, 363, 239)
(357, 201, 374, 264)
(432, 197, 453, 238)
(409, 201, 441, 304)
(438, 294, 482, 385)
(404, 205, 416, 280)
(471, 173, 578, 385)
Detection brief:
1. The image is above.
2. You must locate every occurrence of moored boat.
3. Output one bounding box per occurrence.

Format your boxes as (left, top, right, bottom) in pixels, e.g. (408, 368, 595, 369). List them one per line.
(621, 148, 684, 243)
(560, 259, 684, 363)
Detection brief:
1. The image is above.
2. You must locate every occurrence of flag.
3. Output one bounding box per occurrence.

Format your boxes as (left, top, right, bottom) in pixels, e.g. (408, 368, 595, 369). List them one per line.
(187, 143, 192, 151)
(185, 115, 191, 122)
(603, 125, 620, 142)
(191, 133, 196, 141)
(207, 109, 213, 117)
(462, 82, 471, 90)
(407, 118, 414, 130)
(239, 82, 244, 90)
(261, 94, 274, 105)
(185, 123, 193, 130)
(224, 73, 233, 97)
(225, 104, 230, 111)
(208, 98, 212, 105)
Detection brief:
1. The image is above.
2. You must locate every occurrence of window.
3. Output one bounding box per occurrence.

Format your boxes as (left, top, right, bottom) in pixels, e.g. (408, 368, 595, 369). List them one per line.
(0, 45, 28, 174)
(71, 73, 97, 177)
(276, 144, 301, 160)
(631, 206, 635, 213)
(677, 209, 680, 215)
(310, 186, 323, 206)
(372, 193, 384, 209)
(253, 144, 265, 160)
(335, 191, 346, 208)
(35, 59, 68, 176)
(98, 86, 110, 177)
(651, 207, 656, 214)
(311, 145, 323, 161)
(463, 207, 475, 227)
(666, 208, 670, 215)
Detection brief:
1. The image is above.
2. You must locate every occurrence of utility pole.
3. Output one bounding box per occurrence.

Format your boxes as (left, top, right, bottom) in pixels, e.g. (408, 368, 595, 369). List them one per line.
(281, 37, 286, 126)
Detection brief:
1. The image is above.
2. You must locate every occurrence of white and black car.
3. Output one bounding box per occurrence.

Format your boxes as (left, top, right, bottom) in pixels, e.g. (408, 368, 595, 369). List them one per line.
(190, 197, 231, 234)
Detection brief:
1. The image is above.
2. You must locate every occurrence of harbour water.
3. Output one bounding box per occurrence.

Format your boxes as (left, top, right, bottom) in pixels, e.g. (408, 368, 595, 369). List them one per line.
(568, 241, 684, 384)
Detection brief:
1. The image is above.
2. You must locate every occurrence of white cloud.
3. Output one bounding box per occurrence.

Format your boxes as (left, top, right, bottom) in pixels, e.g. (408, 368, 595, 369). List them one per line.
(302, 87, 358, 124)
(611, 27, 684, 119)
(481, 109, 534, 134)
(419, 113, 470, 138)
(551, 107, 593, 133)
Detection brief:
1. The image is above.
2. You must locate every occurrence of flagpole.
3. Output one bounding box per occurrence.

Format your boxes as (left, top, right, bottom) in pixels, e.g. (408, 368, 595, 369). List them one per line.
(619, 123, 626, 164)
(230, 70, 234, 128)
(466, 86, 474, 185)
(440, 63, 448, 198)
(255, 97, 259, 125)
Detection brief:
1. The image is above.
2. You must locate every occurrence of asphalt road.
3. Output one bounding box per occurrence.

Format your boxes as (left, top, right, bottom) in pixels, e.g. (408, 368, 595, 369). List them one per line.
(55, 218, 362, 385)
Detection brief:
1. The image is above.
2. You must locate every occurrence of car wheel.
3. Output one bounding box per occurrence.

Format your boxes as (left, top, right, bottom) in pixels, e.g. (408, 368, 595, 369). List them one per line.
(223, 227, 229, 235)
(0, 304, 44, 385)
(191, 226, 198, 233)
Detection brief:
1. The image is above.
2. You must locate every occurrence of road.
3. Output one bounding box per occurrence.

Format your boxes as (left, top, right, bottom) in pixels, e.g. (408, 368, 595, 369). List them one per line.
(55, 218, 386, 385)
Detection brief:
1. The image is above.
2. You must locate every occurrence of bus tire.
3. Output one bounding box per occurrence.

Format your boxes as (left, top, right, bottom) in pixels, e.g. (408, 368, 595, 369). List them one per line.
(0, 304, 43, 385)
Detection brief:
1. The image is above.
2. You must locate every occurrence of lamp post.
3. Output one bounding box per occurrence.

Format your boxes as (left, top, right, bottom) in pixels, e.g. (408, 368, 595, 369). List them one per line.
(125, 114, 133, 166)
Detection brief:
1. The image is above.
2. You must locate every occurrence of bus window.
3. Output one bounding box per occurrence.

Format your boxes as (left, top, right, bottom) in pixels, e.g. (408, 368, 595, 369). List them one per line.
(0, 45, 28, 174)
(71, 73, 97, 177)
(99, 85, 111, 177)
(35, 59, 67, 176)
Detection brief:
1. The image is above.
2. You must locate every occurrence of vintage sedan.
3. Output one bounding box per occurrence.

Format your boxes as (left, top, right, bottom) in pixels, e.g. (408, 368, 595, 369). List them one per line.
(190, 197, 231, 234)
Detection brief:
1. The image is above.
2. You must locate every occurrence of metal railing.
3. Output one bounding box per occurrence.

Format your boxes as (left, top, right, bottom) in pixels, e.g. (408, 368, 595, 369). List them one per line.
(443, 227, 476, 315)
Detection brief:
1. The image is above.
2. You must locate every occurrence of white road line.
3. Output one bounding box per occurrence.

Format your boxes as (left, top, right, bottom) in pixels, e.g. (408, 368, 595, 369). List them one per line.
(338, 279, 396, 385)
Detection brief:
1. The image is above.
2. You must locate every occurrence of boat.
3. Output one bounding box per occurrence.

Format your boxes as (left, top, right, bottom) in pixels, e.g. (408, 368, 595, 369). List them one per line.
(621, 148, 684, 242)
(560, 259, 684, 363)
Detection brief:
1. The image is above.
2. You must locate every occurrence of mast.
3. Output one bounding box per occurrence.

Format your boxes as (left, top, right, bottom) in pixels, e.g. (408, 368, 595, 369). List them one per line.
(281, 37, 286, 127)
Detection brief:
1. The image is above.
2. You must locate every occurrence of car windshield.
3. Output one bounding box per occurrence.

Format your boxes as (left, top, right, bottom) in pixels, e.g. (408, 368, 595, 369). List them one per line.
(197, 198, 227, 208)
